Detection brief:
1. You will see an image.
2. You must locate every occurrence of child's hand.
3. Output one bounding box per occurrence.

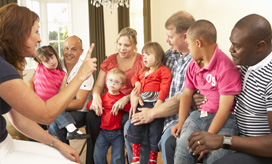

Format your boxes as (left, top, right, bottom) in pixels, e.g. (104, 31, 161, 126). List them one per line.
(154, 100, 163, 108)
(198, 150, 209, 161)
(133, 82, 141, 96)
(171, 123, 182, 138)
(129, 93, 143, 119)
(129, 106, 137, 120)
(111, 106, 120, 116)
(111, 96, 129, 116)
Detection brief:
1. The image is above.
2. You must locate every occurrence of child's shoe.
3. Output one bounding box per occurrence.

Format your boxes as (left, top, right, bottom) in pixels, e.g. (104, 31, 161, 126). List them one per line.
(66, 129, 90, 140)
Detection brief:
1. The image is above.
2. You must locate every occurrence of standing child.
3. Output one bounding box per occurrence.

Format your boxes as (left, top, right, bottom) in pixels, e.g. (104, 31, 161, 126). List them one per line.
(126, 42, 172, 164)
(31, 45, 89, 140)
(171, 20, 242, 164)
(87, 68, 130, 164)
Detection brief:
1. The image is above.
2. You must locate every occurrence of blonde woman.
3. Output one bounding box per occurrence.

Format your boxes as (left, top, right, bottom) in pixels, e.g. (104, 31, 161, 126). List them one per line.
(85, 27, 144, 164)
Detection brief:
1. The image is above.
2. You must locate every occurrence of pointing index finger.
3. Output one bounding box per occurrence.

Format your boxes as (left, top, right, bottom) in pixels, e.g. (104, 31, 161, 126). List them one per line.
(86, 43, 95, 59)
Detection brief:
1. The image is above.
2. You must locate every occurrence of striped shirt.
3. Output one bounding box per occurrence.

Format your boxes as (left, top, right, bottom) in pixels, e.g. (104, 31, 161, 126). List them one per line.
(235, 52, 272, 137)
(163, 49, 192, 130)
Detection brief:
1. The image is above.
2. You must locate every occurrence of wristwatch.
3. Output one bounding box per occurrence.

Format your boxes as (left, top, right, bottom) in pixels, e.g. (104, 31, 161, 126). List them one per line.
(223, 135, 232, 149)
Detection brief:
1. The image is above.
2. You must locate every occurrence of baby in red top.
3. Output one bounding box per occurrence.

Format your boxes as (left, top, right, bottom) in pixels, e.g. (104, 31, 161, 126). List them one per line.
(86, 68, 130, 164)
(127, 42, 172, 164)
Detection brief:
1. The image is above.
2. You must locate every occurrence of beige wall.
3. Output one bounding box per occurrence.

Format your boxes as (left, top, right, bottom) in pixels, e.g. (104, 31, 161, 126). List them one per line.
(151, 0, 272, 56)
(104, 8, 119, 57)
(71, 0, 90, 57)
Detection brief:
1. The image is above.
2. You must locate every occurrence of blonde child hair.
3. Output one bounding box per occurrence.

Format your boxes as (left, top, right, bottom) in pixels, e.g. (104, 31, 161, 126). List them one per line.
(107, 68, 127, 84)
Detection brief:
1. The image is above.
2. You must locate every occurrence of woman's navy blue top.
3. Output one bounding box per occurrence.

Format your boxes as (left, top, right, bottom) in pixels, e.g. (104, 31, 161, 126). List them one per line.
(0, 55, 21, 142)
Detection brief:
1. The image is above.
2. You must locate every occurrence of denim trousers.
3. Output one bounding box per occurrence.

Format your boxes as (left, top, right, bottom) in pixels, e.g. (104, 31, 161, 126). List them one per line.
(54, 111, 76, 129)
(85, 110, 102, 164)
(126, 102, 164, 152)
(48, 111, 86, 144)
(213, 151, 272, 164)
(94, 129, 125, 164)
(124, 117, 177, 164)
(124, 119, 150, 164)
(159, 120, 178, 164)
(174, 111, 238, 164)
(85, 110, 129, 164)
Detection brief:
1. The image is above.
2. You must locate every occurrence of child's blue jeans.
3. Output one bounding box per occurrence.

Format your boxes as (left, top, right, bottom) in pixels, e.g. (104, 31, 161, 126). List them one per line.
(94, 129, 124, 164)
(174, 110, 238, 164)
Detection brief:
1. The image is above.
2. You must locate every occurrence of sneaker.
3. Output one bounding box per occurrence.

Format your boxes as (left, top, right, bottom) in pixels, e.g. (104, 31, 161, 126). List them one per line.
(66, 129, 90, 140)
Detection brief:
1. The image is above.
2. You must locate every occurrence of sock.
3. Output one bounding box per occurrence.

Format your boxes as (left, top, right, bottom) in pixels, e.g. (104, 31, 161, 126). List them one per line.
(132, 143, 141, 163)
(148, 151, 158, 164)
(65, 124, 83, 134)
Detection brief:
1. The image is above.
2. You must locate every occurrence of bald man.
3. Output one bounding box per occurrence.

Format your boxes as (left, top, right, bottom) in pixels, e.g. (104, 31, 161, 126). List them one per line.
(48, 35, 94, 144)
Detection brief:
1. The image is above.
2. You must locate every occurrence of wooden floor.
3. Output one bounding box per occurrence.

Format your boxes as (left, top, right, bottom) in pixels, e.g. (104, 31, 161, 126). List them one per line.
(70, 127, 164, 164)
(70, 139, 87, 164)
(70, 139, 164, 164)
(70, 133, 163, 164)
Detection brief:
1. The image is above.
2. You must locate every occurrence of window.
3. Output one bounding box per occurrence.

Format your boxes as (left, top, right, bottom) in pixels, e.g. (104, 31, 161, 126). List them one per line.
(47, 2, 70, 57)
(18, 0, 71, 69)
(130, 0, 144, 51)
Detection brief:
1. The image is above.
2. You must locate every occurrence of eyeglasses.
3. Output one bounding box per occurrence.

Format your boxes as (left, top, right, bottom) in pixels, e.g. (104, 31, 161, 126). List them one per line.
(107, 78, 123, 85)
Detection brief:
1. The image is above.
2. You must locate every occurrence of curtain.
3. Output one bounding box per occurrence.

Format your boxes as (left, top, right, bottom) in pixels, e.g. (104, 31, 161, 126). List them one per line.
(88, 0, 106, 82)
(0, 0, 17, 8)
(143, 0, 151, 43)
(118, 6, 130, 32)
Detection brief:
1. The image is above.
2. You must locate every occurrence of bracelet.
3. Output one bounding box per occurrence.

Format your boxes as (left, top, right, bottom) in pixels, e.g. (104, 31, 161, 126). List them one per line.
(50, 136, 58, 147)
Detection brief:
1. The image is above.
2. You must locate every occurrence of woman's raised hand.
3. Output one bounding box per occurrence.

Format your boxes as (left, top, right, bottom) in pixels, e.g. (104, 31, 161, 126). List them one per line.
(77, 43, 97, 81)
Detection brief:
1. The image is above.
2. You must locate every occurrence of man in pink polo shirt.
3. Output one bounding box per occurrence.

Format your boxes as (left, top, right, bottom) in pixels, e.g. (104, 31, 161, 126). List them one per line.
(171, 20, 241, 163)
